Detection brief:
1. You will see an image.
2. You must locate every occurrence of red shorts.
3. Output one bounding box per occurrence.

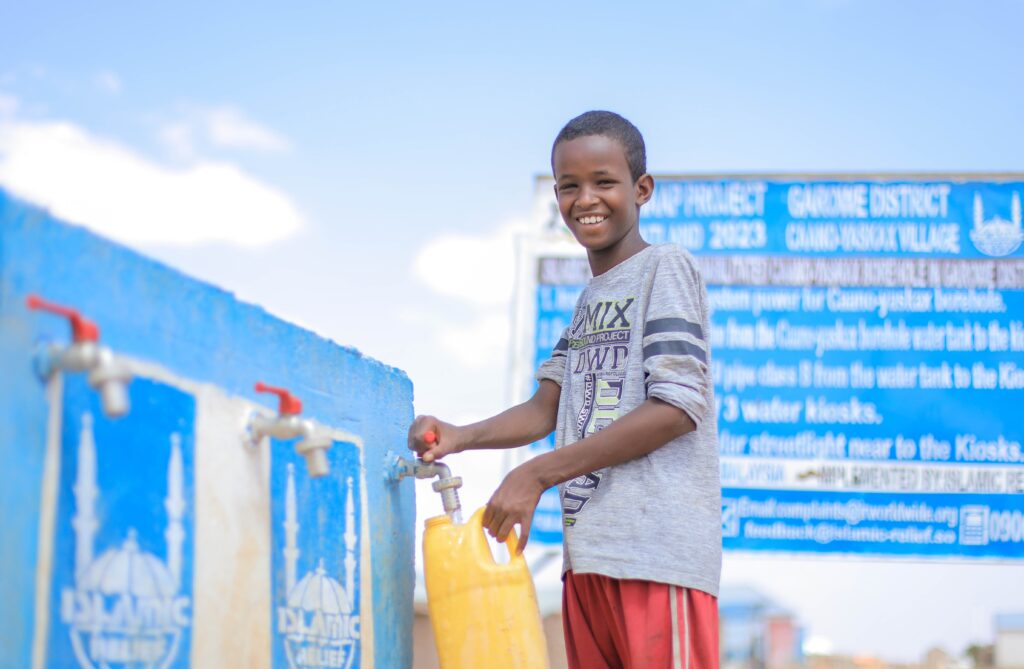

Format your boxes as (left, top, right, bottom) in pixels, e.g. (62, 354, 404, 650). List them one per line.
(562, 570, 719, 669)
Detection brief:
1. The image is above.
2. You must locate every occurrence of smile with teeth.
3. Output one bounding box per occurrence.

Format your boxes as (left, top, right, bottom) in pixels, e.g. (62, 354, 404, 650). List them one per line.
(577, 215, 608, 226)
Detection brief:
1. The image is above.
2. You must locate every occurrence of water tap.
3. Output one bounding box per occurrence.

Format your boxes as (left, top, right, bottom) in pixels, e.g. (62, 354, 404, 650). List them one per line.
(388, 431, 463, 523)
(248, 382, 333, 478)
(27, 295, 132, 418)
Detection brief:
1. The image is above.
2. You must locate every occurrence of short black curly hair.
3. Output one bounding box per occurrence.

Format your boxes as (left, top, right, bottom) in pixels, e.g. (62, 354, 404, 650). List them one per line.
(551, 110, 647, 183)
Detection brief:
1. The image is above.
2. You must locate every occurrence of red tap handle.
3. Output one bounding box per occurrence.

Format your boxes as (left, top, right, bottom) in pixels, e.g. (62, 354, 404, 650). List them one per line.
(26, 294, 100, 342)
(254, 381, 303, 415)
(423, 430, 437, 445)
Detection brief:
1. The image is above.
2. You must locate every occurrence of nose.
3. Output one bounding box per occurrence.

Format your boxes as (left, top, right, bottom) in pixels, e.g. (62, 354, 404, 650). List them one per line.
(576, 183, 599, 208)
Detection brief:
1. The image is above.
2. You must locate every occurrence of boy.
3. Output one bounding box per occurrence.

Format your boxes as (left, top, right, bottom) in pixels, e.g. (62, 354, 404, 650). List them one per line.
(409, 111, 720, 669)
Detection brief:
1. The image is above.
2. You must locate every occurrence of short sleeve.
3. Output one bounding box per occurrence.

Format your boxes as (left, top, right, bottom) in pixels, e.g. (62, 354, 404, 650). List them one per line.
(535, 327, 569, 386)
(642, 251, 712, 426)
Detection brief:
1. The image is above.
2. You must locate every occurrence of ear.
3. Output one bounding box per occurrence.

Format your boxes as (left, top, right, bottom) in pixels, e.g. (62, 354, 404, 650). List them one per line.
(634, 174, 654, 206)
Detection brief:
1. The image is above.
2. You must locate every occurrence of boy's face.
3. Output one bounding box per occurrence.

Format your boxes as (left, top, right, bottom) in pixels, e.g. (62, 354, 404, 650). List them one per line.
(552, 135, 653, 263)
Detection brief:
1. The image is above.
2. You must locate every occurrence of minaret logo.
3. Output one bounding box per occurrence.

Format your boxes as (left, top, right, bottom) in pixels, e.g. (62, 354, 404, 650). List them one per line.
(276, 463, 360, 669)
(59, 413, 191, 669)
(970, 191, 1024, 257)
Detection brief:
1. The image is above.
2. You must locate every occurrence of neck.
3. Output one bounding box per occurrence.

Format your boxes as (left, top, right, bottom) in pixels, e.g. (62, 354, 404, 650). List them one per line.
(588, 236, 650, 277)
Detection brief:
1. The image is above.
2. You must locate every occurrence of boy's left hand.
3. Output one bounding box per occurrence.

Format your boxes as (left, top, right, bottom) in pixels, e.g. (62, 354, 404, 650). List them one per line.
(482, 462, 544, 554)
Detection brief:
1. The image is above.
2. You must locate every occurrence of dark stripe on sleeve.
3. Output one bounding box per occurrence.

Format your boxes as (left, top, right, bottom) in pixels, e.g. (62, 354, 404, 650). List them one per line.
(643, 339, 707, 364)
(644, 317, 703, 340)
(553, 337, 569, 352)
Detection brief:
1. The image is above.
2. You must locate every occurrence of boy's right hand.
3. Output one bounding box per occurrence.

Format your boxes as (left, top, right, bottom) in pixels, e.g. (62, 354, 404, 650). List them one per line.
(407, 415, 463, 462)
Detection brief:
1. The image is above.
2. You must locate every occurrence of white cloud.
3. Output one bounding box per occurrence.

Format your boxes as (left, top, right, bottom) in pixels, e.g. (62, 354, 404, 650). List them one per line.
(436, 312, 511, 370)
(0, 119, 303, 246)
(0, 93, 18, 116)
(413, 220, 528, 306)
(409, 220, 529, 373)
(95, 71, 122, 94)
(204, 107, 289, 152)
(159, 105, 290, 156)
(157, 120, 196, 160)
(397, 304, 511, 372)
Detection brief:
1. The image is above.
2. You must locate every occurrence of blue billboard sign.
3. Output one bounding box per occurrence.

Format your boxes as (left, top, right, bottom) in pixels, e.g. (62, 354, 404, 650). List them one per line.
(639, 179, 1022, 258)
(721, 489, 1023, 558)
(526, 177, 1024, 558)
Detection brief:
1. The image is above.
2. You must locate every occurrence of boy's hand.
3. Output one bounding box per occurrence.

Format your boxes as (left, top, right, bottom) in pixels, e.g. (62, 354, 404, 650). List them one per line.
(483, 462, 544, 554)
(407, 415, 463, 462)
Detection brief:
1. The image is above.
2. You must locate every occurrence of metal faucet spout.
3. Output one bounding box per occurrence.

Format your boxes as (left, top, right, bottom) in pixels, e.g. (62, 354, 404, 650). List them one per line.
(388, 454, 463, 522)
(248, 382, 334, 478)
(28, 296, 132, 418)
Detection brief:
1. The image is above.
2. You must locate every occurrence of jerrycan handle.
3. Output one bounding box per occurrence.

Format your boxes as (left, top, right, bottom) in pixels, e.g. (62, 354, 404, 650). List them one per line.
(502, 522, 521, 557)
(469, 506, 521, 566)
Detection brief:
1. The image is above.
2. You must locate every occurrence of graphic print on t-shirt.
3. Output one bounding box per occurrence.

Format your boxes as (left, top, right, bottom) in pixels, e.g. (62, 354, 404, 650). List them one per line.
(563, 296, 636, 524)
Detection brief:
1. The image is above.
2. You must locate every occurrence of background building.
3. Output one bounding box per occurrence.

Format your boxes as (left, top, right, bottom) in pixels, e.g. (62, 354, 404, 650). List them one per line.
(996, 614, 1024, 669)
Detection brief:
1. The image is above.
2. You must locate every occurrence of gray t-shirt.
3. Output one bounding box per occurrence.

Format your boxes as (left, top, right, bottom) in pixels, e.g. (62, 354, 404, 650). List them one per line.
(536, 243, 722, 596)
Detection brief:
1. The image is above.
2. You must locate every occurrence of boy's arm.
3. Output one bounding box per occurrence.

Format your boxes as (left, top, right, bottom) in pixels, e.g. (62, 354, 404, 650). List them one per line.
(483, 397, 695, 551)
(408, 379, 561, 462)
(487, 251, 714, 551)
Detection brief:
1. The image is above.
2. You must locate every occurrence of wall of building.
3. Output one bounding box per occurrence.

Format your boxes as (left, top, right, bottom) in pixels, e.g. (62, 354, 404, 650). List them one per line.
(996, 631, 1024, 669)
(0, 190, 416, 668)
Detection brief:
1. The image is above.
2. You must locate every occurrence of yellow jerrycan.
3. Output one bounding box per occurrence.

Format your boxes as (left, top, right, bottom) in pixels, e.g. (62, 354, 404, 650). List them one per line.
(424, 506, 550, 669)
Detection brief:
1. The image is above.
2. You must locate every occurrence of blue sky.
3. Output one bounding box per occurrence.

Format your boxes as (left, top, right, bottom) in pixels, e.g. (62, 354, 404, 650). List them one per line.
(3, 0, 1023, 661)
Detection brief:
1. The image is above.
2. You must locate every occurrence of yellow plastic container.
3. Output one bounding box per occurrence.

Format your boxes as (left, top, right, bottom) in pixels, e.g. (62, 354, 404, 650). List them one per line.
(424, 507, 550, 669)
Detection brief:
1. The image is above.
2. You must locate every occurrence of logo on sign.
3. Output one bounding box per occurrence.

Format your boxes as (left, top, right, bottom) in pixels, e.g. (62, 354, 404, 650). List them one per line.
(958, 505, 990, 546)
(59, 413, 190, 669)
(277, 464, 360, 669)
(970, 192, 1023, 257)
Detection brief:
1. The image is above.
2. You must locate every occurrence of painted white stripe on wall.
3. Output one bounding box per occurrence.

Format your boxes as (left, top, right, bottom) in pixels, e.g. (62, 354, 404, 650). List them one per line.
(31, 376, 64, 669)
(192, 386, 272, 668)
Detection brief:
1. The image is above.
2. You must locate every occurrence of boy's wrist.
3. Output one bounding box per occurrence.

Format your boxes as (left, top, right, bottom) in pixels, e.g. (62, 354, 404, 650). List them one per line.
(449, 424, 473, 454)
(522, 453, 557, 490)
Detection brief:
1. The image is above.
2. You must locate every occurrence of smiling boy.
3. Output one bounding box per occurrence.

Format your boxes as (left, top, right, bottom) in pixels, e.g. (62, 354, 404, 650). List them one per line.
(409, 111, 721, 669)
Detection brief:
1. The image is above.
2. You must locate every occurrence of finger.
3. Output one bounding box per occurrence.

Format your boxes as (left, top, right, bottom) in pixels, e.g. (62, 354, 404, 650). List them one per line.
(483, 494, 502, 525)
(410, 418, 443, 458)
(483, 505, 505, 537)
(495, 517, 516, 544)
(517, 517, 532, 555)
(423, 441, 445, 462)
(408, 415, 431, 452)
(485, 512, 504, 538)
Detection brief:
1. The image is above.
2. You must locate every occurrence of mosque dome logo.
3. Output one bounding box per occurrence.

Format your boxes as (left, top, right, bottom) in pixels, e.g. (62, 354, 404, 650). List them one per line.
(277, 464, 360, 669)
(79, 531, 177, 599)
(59, 413, 190, 669)
(970, 192, 1023, 257)
(287, 561, 354, 616)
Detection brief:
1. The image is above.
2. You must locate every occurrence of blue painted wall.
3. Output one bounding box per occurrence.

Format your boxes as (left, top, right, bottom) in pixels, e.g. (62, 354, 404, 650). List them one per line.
(0, 189, 416, 668)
